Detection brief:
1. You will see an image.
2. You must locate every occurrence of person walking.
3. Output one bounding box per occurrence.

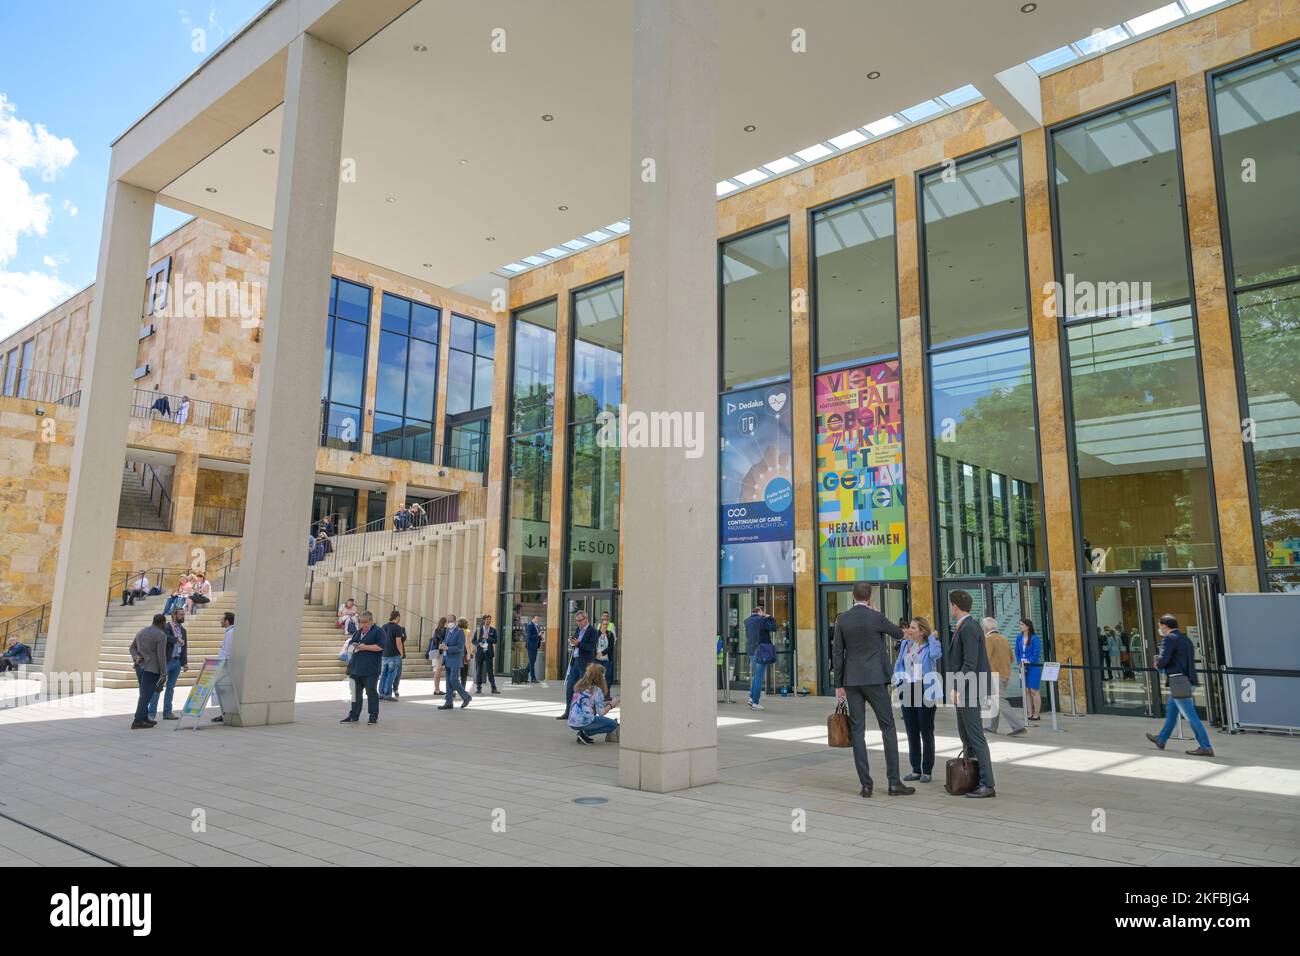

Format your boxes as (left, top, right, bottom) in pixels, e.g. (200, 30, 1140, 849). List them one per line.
(429, 615, 448, 694)
(524, 613, 543, 683)
(211, 611, 235, 723)
(1015, 618, 1044, 721)
(128, 614, 168, 729)
(341, 612, 384, 724)
(833, 582, 913, 798)
(744, 603, 778, 710)
(567, 663, 620, 745)
(946, 590, 996, 798)
(378, 610, 405, 701)
(982, 617, 1027, 737)
(438, 617, 473, 710)
(557, 611, 597, 720)
(893, 616, 943, 782)
(1145, 615, 1215, 757)
(474, 614, 499, 694)
(148, 607, 189, 721)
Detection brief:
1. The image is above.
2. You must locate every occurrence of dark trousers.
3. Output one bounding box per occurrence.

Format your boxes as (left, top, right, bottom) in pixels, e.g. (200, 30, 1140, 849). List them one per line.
(349, 673, 380, 721)
(475, 652, 497, 691)
(901, 703, 937, 775)
(445, 659, 471, 705)
(562, 659, 582, 718)
(954, 703, 995, 788)
(460, 661, 470, 687)
(526, 642, 539, 680)
(1101, 651, 1112, 679)
(133, 666, 160, 724)
(845, 683, 901, 787)
(123, 588, 145, 606)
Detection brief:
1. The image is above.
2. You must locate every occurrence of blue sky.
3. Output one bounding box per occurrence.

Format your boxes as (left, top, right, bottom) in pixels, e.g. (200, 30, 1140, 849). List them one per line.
(0, 0, 266, 339)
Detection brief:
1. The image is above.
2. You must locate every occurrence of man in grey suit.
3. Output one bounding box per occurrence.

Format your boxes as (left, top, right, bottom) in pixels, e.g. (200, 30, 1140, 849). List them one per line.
(945, 590, 996, 798)
(833, 582, 914, 798)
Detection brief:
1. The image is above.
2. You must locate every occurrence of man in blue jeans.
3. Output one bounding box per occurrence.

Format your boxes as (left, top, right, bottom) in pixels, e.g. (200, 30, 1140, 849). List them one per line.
(1145, 614, 1214, 757)
(378, 610, 405, 700)
(744, 604, 777, 710)
(149, 608, 188, 720)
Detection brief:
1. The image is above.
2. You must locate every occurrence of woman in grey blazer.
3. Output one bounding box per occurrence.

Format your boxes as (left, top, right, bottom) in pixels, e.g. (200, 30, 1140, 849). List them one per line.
(438, 617, 473, 710)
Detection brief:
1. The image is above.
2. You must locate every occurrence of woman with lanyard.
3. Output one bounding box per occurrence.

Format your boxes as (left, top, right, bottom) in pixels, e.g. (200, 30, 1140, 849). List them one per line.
(892, 616, 943, 783)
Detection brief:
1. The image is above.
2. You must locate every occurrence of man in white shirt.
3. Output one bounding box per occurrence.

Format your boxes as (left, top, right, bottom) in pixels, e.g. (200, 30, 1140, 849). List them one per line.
(212, 611, 235, 723)
(121, 572, 150, 606)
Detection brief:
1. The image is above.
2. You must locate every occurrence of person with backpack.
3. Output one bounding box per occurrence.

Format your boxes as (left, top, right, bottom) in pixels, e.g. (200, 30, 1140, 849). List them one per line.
(568, 663, 619, 744)
(1145, 615, 1214, 757)
(744, 603, 777, 710)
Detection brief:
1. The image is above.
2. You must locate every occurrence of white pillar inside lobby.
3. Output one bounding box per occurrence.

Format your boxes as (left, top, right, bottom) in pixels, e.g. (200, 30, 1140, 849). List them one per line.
(618, 0, 720, 792)
(228, 32, 348, 726)
(45, 180, 157, 679)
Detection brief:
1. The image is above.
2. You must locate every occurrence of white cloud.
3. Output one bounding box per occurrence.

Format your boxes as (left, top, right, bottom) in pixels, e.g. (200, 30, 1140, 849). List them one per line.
(63, 199, 77, 217)
(42, 255, 57, 268)
(0, 93, 78, 338)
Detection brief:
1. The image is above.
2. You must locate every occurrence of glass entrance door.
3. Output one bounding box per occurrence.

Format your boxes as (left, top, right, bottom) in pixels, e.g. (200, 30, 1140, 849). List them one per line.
(562, 590, 620, 686)
(720, 586, 795, 695)
(819, 583, 909, 691)
(938, 579, 1052, 652)
(312, 485, 357, 536)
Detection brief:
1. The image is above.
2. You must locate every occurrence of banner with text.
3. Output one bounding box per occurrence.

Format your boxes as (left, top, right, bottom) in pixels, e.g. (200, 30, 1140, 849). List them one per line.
(720, 383, 794, 585)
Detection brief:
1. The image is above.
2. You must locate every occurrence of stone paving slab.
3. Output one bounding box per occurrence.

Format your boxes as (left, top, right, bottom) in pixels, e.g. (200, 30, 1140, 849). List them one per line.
(1, 677, 1297, 866)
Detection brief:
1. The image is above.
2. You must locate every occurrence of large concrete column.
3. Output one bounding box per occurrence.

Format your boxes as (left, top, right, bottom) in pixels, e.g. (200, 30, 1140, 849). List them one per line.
(45, 177, 156, 680)
(228, 32, 347, 726)
(618, 0, 719, 792)
(170, 451, 200, 533)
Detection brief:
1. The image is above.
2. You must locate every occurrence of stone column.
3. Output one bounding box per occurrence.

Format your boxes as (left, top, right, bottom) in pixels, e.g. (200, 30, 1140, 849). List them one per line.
(618, 0, 719, 792)
(895, 173, 935, 624)
(228, 32, 348, 727)
(386, 478, 407, 529)
(170, 452, 200, 534)
(788, 213, 818, 692)
(544, 292, 571, 671)
(45, 176, 156, 680)
(355, 490, 369, 528)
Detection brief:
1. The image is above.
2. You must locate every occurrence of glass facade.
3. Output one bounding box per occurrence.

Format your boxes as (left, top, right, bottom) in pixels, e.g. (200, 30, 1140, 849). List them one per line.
(1052, 93, 1216, 574)
(812, 189, 897, 368)
(444, 313, 494, 472)
(721, 222, 791, 390)
(1212, 46, 1300, 586)
(321, 277, 372, 452)
(922, 145, 1043, 580)
(372, 293, 440, 463)
(566, 278, 623, 590)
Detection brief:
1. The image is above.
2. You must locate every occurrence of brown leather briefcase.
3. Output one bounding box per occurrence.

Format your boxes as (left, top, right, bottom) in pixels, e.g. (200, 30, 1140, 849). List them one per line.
(945, 749, 980, 795)
(827, 700, 852, 748)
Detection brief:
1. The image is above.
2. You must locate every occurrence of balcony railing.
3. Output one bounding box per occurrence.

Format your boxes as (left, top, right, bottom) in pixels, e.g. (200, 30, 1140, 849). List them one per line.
(0, 368, 82, 407)
(191, 504, 245, 537)
(131, 388, 255, 434)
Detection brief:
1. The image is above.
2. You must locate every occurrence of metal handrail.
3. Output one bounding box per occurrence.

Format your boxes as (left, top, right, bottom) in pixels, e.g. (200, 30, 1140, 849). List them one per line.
(329, 580, 438, 655)
(191, 505, 245, 537)
(0, 367, 82, 406)
(130, 387, 255, 435)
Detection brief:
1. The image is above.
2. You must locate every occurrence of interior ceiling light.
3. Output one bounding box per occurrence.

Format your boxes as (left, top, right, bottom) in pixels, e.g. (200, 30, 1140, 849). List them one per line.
(261, 147, 275, 155)
(385, 196, 397, 203)
(413, 44, 428, 52)
(458, 159, 468, 166)
(743, 124, 757, 132)
(205, 187, 218, 193)
(558, 204, 569, 211)
(485, 236, 496, 241)
(422, 262, 432, 268)
(867, 70, 881, 79)
(1021, 2, 1037, 12)
(541, 113, 554, 122)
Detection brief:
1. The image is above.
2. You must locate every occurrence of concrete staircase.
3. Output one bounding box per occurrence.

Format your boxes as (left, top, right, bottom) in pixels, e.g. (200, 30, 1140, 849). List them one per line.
(117, 463, 169, 531)
(96, 592, 436, 689)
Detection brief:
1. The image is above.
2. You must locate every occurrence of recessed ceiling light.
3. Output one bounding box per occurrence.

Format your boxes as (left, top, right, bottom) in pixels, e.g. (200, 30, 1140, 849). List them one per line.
(867, 71, 881, 80)
(541, 114, 554, 122)
(205, 187, 218, 193)
(743, 124, 757, 132)
(422, 262, 432, 268)
(385, 196, 397, 203)
(485, 236, 495, 241)
(262, 147, 275, 155)
(413, 44, 428, 52)
(458, 159, 468, 166)
(557, 204, 568, 211)
(1020, 2, 1037, 12)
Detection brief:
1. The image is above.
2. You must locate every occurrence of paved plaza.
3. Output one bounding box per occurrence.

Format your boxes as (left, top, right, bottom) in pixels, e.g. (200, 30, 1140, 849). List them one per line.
(2, 676, 1297, 868)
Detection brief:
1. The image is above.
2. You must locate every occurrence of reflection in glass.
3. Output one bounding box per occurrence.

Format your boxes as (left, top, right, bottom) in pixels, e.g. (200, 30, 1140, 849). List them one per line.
(505, 433, 553, 595)
(375, 331, 407, 415)
(572, 278, 624, 423)
(1238, 283, 1300, 571)
(813, 189, 897, 367)
(722, 222, 790, 389)
(1213, 47, 1300, 287)
(930, 337, 1044, 576)
(328, 315, 367, 407)
(1053, 94, 1189, 314)
(511, 306, 557, 433)
(1066, 306, 1216, 571)
(922, 145, 1028, 345)
(567, 422, 620, 589)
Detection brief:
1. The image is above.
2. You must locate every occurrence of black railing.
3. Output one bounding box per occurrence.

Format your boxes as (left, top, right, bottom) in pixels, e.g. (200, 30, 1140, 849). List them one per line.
(130, 388, 254, 434)
(191, 505, 245, 537)
(118, 461, 174, 531)
(327, 580, 439, 656)
(0, 368, 82, 407)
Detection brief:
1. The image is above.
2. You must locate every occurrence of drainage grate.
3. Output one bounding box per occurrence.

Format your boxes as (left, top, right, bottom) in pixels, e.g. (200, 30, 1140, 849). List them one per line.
(573, 796, 608, 806)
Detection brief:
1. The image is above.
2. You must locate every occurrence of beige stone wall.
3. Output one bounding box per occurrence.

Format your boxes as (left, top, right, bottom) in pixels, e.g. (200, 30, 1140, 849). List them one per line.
(195, 469, 248, 509)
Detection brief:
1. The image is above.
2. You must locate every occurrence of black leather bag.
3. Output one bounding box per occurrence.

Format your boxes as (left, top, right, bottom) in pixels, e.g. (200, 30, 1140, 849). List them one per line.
(945, 749, 980, 795)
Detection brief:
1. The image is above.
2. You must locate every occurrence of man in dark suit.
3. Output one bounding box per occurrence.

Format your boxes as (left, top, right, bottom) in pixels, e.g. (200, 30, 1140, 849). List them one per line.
(833, 582, 914, 798)
(558, 610, 597, 720)
(945, 590, 996, 797)
(524, 614, 542, 682)
(474, 614, 500, 694)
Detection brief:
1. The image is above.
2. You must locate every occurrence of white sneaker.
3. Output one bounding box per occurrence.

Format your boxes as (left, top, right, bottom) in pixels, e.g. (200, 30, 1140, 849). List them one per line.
(748, 700, 765, 710)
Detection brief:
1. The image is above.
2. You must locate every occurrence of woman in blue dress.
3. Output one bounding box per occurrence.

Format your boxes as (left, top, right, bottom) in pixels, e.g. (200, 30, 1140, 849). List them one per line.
(1015, 618, 1043, 721)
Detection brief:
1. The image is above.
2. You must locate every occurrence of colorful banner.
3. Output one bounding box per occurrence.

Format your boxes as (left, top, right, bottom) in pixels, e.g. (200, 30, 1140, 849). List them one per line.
(720, 383, 794, 585)
(180, 658, 223, 718)
(815, 361, 907, 581)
